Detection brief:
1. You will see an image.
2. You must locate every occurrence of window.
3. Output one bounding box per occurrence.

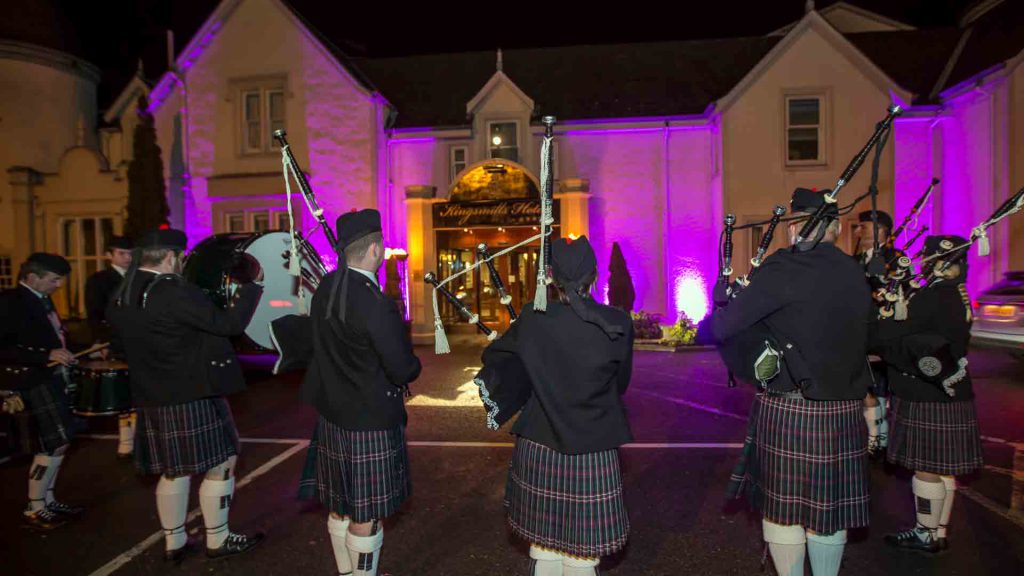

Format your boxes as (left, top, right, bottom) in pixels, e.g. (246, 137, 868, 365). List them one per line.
(450, 146, 468, 184)
(60, 216, 117, 317)
(488, 121, 519, 162)
(221, 209, 296, 234)
(785, 95, 824, 165)
(240, 85, 285, 154)
(0, 256, 13, 290)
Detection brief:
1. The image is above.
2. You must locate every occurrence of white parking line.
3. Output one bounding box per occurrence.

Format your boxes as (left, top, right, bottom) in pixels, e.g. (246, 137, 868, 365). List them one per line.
(631, 389, 748, 421)
(87, 439, 308, 576)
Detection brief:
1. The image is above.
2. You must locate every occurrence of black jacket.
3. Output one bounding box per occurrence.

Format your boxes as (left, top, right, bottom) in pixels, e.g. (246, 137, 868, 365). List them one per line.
(0, 286, 65, 391)
(85, 267, 124, 344)
(484, 301, 634, 455)
(301, 269, 421, 430)
(713, 242, 874, 400)
(873, 280, 973, 402)
(106, 271, 262, 407)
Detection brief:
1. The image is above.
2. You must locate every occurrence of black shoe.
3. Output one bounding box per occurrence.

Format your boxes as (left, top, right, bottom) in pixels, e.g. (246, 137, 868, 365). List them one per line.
(117, 452, 134, 461)
(206, 532, 265, 560)
(867, 438, 887, 462)
(23, 508, 68, 530)
(937, 537, 949, 551)
(885, 527, 940, 554)
(47, 500, 84, 519)
(164, 540, 194, 566)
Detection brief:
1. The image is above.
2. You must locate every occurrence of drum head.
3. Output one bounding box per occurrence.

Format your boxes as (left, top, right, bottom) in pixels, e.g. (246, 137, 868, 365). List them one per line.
(243, 231, 322, 350)
(79, 360, 130, 371)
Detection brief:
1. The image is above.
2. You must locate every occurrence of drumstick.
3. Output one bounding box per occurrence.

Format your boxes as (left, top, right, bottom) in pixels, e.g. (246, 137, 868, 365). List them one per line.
(46, 342, 110, 368)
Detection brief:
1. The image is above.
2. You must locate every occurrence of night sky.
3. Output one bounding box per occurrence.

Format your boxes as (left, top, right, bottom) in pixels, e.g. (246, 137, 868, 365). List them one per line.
(20, 0, 983, 107)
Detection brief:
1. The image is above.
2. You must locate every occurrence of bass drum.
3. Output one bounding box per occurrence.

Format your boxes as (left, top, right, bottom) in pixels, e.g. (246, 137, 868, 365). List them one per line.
(183, 231, 324, 350)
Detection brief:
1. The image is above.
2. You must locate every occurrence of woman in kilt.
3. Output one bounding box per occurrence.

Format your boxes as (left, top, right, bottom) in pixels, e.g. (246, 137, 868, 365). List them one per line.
(479, 236, 634, 575)
(713, 188, 875, 576)
(108, 228, 265, 563)
(874, 235, 983, 554)
(298, 209, 422, 576)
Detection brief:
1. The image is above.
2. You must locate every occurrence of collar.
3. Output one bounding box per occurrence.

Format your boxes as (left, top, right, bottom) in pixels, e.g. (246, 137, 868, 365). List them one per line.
(18, 281, 45, 299)
(349, 267, 379, 288)
(138, 268, 163, 275)
(112, 264, 127, 276)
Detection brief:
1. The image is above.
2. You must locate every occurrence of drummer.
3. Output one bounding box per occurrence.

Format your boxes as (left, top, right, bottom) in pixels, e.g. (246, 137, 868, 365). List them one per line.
(1, 253, 84, 530)
(84, 235, 135, 459)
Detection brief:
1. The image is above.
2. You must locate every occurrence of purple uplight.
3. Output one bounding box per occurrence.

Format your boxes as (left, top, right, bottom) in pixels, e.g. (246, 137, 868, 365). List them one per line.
(674, 269, 709, 323)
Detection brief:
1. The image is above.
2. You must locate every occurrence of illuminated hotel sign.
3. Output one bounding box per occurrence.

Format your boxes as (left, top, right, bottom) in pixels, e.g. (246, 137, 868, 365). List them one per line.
(433, 199, 560, 229)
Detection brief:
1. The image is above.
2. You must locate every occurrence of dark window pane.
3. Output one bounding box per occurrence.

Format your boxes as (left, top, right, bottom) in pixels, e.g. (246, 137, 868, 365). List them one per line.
(253, 212, 270, 233)
(63, 220, 78, 256)
(244, 93, 260, 121)
(788, 128, 819, 161)
(789, 98, 819, 126)
(82, 219, 97, 256)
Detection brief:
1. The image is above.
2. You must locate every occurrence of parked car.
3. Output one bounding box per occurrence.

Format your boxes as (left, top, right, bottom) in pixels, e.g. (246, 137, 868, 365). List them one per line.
(971, 271, 1024, 357)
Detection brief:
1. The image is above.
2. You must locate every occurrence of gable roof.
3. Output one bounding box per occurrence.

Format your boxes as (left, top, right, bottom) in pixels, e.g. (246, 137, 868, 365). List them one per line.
(351, 37, 779, 128)
(716, 11, 912, 114)
(771, 1, 916, 35)
(944, 0, 1024, 89)
(846, 28, 964, 104)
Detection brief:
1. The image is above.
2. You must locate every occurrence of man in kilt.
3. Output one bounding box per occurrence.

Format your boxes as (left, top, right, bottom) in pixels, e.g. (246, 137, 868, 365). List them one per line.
(299, 209, 421, 576)
(107, 228, 264, 563)
(479, 236, 634, 575)
(713, 188, 874, 576)
(853, 210, 901, 460)
(84, 235, 137, 460)
(1, 253, 84, 530)
(873, 235, 982, 553)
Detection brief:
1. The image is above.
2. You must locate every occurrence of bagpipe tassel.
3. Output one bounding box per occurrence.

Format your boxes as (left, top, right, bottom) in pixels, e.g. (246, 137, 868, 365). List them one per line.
(431, 289, 450, 355)
(894, 286, 908, 321)
(974, 227, 990, 257)
(533, 277, 548, 311)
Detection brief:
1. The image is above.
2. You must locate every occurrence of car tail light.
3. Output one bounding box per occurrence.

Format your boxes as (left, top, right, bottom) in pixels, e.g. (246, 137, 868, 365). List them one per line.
(980, 304, 1018, 318)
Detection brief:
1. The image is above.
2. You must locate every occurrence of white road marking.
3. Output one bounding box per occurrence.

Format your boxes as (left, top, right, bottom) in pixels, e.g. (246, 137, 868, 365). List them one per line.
(87, 440, 308, 576)
(631, 389, 748, 421)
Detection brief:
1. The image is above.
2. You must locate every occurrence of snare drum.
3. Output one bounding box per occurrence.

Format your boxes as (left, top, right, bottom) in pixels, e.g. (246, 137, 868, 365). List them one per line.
(73, 360, 132, 416)
(183, 231, 325, 350)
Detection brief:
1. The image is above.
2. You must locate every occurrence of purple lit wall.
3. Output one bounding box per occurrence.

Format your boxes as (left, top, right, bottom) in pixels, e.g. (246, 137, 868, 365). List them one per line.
(938, 90, 1000, 296)
(298, 33, 379, 261)
(561, 123, 718, 322)
(893, 116, 937, 257)
(564, 130, 667, 315)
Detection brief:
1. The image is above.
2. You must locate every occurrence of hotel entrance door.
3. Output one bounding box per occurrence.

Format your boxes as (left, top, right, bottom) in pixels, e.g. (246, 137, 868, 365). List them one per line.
(436, 227, 547, 332)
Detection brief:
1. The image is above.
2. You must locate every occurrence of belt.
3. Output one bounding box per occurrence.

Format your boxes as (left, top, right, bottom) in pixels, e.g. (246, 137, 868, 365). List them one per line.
(763, 389, 804, 399)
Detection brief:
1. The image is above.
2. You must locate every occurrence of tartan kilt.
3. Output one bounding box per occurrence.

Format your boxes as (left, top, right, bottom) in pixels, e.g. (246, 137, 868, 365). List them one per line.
(504, 436, 629, 558)
(298, 416, 411, 523)
(887, 397, 983, 476)
(727, 394, 870, 534)
(134, 397, 240, 477)
(7, 377, 74, 455)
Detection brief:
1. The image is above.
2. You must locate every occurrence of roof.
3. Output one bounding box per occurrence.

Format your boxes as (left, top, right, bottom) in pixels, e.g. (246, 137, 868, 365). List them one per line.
(351, 37, 780, 128)
(846, 28, 965, 103)
(945, 0, 1024, 89)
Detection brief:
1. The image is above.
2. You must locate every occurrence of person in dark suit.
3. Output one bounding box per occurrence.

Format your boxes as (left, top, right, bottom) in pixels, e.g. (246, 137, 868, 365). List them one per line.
(874, 235, 982, 554)
(713, 188, 874, 576)
(0, 253, 83, 530)
(298, 209, 421, 576)
(853, 209, 903, 459)
(84, 235, 136, 459)
(107, 228, 264, 563)
(479, 236, 634, 576)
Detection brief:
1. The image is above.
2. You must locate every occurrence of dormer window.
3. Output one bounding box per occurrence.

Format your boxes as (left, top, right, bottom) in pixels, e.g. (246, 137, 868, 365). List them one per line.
(488, 121, 519, 163)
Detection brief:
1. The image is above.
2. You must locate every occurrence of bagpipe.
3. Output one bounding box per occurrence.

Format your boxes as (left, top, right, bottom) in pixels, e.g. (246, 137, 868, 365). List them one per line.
(714, 104, 903, 390)
(436, 116, 559, 429)
(876, 184, 1024, 317)
(262, 129, 339, 374)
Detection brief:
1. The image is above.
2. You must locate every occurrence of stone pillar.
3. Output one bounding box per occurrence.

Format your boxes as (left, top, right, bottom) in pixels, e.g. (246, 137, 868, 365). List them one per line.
(405, 185, 440, 346)
(6, 167, 44, 270)
(555, 178, 591, 238)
